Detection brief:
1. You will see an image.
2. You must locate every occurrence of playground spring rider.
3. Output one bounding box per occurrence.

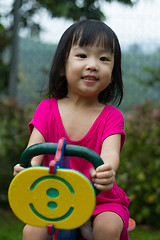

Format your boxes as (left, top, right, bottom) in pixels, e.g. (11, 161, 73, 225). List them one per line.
(8, 138, 136, 239)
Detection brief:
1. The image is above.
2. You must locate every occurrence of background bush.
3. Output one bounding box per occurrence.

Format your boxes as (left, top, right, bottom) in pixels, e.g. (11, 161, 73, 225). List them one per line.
(0, 97, 33, 206)
(117, 100, 160, 228)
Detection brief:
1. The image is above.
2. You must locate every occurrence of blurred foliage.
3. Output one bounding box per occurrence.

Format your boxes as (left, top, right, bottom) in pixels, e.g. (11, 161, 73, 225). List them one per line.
(16, 38, 57, 104)
(16, 0, 135, 26)
(132, 48, 160, 91)
(121, 46, 160, 110)
(32, 0, 134, 21)
(139, 65, 160, 87)
(117, 100, 160, 228)
(0, 97, 34, 207)
(0, 23, 11, 93)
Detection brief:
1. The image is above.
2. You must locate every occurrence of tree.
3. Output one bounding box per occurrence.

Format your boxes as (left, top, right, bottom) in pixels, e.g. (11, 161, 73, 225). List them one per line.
(0, 0, 137, 96)
(37, 0, 135, 21)
(134, 48, 160, 90)
(8, 0, 21, 97)
(6, 0, 136, 34)
(0, 23, 10, 93)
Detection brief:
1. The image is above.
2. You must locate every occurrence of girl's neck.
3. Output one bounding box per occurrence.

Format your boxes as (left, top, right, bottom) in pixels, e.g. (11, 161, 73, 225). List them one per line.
(63, 94, 104, 109)
(57, 96, 106, 141)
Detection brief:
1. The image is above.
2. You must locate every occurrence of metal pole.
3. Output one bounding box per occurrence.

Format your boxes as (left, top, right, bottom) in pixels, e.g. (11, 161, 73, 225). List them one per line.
(8, 0, 21, 98)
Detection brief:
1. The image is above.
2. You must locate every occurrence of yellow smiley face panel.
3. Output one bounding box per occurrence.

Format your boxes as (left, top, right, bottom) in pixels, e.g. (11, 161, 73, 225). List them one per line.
(8, 167, 96, 229)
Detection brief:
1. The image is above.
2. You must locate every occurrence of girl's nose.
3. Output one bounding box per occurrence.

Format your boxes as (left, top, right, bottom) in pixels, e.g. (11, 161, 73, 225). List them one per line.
(86, 59, 98, 71)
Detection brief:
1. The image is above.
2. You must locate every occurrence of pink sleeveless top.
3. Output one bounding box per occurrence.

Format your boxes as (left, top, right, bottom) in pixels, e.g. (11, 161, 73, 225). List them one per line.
(29, 98, 130, 240)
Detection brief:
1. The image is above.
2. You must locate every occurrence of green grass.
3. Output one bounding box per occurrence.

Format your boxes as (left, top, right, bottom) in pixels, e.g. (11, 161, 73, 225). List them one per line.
(129, 227, 160, 240)
(0, 209, 24, 240)
(1, 209, 160, 240)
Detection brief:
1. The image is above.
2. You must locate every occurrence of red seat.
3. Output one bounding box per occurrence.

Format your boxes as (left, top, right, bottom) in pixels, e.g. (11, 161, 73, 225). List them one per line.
(128, 218, 136, 232)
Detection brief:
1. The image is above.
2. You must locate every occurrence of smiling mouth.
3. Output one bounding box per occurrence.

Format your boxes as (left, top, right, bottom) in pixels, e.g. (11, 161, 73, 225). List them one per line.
(82, 76, 99, 81)
(30, 203, 74, 222)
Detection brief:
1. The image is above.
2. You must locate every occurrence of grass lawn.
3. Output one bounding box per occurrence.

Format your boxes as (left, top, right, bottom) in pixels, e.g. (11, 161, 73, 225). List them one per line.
(1, 209, 160, 240)
(0, 209, 24, 240)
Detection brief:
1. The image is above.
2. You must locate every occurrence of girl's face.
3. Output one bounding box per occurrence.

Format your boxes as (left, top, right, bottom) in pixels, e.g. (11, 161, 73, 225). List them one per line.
(65, 43, 114, 100)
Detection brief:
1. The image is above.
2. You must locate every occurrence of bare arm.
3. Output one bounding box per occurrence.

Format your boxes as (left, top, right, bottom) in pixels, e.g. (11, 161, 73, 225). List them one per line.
(90, 134, 121, 191)
(100, 133, 121, 172)
(13, 127, 45, 176)
(26, 127, 45, 166)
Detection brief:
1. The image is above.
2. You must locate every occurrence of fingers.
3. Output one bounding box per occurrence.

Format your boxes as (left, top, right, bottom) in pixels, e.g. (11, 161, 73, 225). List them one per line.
(92, 174, 115, 191)
(96, 162, 113, 172)
(13, 157, 42, 177)
(90, 167, 96, 178)
(90, 163, 115, 192)
(13, 164, 25, 176)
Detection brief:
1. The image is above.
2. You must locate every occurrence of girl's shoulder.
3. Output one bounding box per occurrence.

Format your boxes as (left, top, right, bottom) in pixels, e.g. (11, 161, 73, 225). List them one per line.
(34, 98, 57, 117)
(103, 104, 124, 119)
(37, 98, 57, 109)
(40, 98, 57, 105)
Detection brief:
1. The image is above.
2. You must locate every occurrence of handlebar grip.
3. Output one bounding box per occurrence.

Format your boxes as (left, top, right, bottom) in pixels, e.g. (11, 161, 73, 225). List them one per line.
(20, 143, 103, 169)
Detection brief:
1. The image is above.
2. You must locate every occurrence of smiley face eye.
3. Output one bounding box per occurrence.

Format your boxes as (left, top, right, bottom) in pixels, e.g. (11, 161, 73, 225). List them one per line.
(48, 201, 57, 209)
(47, 188, 59, 198)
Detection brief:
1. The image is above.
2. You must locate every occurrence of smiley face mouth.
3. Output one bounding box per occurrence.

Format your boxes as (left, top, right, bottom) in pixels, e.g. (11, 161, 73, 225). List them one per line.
(30, 203, 74, 222)
(82, 75, 99, 81)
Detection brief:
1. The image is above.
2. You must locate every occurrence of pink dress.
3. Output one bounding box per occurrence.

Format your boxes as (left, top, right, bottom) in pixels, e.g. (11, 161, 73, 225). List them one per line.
(29, 98, 130, 240)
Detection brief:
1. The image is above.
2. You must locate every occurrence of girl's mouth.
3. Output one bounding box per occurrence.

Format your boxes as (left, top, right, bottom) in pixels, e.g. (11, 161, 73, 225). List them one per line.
(82, 76, 99, 81)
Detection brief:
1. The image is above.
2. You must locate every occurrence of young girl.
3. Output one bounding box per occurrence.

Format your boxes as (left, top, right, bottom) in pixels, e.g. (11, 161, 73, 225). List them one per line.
(14, 19, 130, 240)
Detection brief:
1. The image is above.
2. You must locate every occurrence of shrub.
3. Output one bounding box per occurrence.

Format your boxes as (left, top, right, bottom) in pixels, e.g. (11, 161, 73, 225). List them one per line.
(117, 100, 160, 228)
(0, 97, 34, 207)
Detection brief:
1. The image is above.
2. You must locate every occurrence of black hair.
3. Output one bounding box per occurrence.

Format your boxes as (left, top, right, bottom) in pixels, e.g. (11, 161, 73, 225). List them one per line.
(48, 19, 123, 106)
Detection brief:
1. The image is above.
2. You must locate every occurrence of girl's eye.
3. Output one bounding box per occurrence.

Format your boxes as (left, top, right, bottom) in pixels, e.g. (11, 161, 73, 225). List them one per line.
(100, 57, 109, 62)
(77, 54, 87, 58)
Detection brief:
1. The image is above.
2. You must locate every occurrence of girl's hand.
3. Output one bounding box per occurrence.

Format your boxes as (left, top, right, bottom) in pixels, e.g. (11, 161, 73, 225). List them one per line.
(13, 158, 41, 176)
(90, 163, 115, 191)
(13, 164, 25, 176)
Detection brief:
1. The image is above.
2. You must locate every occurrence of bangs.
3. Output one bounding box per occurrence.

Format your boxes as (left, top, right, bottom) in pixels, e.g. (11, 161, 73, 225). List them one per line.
(72, 20, 114, 53)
